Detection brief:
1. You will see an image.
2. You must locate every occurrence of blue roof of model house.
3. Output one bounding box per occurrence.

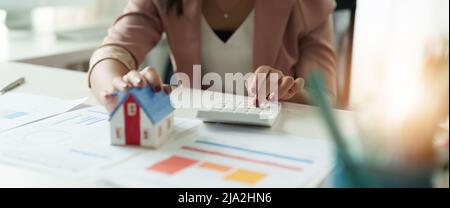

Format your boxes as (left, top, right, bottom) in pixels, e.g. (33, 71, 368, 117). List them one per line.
(110, 84, 175, 124)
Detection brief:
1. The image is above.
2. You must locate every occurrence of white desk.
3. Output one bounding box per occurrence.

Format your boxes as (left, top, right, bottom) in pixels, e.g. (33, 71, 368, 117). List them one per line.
(0, 29, 101, 69)
(0, 62, 358, 187)
(0, 28, 172, 77)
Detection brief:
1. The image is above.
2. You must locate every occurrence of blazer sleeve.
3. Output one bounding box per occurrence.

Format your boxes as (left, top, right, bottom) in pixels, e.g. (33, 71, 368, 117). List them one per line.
(296, 0, 338, 100)
(88, 0, 164, 87)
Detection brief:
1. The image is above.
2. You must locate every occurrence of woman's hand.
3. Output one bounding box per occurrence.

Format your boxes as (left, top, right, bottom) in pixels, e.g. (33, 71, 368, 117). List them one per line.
(246, 66, 304, 106)
(102, 67, 172, 112)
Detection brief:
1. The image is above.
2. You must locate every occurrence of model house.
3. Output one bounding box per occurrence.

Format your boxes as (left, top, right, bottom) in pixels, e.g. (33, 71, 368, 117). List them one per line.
(109, 85, 175, 148)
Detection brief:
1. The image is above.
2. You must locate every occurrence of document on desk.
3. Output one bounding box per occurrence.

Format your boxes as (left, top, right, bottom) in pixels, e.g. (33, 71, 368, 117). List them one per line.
(100, 125, 335, 188)
(0, 92, 86, 133)
(0, 106, 202, 177)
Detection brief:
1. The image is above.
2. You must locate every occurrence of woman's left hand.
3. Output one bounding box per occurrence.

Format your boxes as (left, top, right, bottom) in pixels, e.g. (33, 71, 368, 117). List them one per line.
(246, 66, 304, 105)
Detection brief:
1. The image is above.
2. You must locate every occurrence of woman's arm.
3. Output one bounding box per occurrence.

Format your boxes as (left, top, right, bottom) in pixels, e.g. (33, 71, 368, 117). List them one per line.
(293, 15, 337, 105)
(89, 59, 129, 112)
(88, 0, 164, 110)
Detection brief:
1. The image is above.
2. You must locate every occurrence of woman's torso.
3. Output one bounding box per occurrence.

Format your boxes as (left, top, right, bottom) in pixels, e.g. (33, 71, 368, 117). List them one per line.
(200, 10, 255, 94)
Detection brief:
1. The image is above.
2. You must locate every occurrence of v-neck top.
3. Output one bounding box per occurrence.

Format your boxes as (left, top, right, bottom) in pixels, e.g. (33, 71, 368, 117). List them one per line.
(200, 10, 255, 95)
(213, 30, 234, 43)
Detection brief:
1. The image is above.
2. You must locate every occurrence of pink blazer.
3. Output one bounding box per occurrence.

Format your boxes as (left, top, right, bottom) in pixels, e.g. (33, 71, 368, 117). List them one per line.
(95, 0, 337, 97)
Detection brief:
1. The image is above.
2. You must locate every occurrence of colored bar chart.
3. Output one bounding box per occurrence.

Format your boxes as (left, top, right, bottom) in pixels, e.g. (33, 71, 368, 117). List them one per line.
(146, 155, 268, 185)
(148, 155, 198, 175)
(181, 146, 304, 172)
(199, 162, 231, 172)
(144, 138, 318, 186)
(225, 169, 266, 185)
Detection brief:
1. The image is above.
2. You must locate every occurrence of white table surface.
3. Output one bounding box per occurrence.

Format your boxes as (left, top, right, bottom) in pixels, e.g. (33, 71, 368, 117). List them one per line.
(0, 62, 358, 187)
(0, 28, 101, 68)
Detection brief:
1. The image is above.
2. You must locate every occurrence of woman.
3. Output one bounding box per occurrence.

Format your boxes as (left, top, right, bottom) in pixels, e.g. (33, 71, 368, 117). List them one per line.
(88, 0, 337, 111)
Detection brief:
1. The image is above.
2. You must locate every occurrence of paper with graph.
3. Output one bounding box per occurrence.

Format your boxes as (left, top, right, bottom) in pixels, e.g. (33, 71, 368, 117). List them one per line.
(101, 125, 335, 188)
(0, 102, 333, 186)
(0, 106, 202, 177)
(0, 92, 86, 132)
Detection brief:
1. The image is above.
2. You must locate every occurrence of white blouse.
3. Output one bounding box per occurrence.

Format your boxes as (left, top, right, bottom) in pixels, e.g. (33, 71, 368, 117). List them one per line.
(200, 10, 255, 95)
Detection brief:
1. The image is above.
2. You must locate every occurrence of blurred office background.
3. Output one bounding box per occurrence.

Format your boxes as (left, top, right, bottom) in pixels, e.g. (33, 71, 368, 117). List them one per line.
(0, 0, 448, 108)
(0, 0, 169, 79)
(351, 0, 449, 109)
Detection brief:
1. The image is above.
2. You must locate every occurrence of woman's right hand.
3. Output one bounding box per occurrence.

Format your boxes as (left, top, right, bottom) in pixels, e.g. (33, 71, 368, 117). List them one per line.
(102, 67, 172, 112)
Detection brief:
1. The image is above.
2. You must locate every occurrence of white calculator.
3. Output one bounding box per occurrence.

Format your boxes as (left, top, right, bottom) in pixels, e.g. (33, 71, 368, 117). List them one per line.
(196, 99, 282, 127)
